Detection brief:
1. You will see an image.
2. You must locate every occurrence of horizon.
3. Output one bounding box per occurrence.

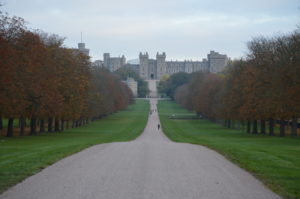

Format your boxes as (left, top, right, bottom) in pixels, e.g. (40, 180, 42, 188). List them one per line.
(2, 0, 299, 61)
(97, 50, 223, 63)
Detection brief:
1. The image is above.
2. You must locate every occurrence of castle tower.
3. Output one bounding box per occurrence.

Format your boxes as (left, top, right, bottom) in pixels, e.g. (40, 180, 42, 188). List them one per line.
(78, 43, 90, 56)
(103, 53, 110, 69)
(156, 52, 166, 80)
(77, 32, 89, 56)
(139, 52, 149, 79)
(121, 55, 126, 66)
(207, 51, 228, 73)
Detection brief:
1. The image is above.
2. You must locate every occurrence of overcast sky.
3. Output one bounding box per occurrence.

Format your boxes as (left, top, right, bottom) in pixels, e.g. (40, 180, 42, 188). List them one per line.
(2, 0, 299, 61)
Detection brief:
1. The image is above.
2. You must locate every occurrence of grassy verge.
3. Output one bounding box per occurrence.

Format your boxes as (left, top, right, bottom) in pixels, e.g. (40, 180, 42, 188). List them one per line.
(158, 100, 300, 199)
(0, 99, 149, 193)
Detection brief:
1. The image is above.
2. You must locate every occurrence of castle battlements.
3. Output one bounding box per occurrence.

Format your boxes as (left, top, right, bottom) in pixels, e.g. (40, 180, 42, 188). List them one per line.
(139, 52, 149, 58)
(97, 51, 228, 80)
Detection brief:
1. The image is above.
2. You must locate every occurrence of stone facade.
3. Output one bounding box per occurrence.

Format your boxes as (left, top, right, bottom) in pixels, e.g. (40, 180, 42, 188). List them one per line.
(139, 51, 227, 80)
(78, 43, 90, 56)
(123, 77, 138, 97)
(207, 51, 228, 73)
(103, 53, 126, 72)
(94, 51, 228, 80)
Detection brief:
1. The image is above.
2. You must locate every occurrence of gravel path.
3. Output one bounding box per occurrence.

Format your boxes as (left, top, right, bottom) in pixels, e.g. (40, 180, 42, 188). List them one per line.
(0, 80, 281, 199)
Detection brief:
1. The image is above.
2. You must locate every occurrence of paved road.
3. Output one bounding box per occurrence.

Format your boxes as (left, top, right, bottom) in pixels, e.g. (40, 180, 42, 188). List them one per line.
(0, 80, 281, 199)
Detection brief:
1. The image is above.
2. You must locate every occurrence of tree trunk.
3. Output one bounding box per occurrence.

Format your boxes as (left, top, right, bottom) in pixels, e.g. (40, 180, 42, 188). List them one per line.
(279, 119, 285, 137)
(252, 120, 258, 134)
(30, 117, 37, 135)
(291, 116, 297, 137)
(6, 118, 14, 137)
(61, 120, 65, 131)
(269, 118, 274, 136)
(40, 119, 45, 133)
(48, 118, 53, 132)
(54, 118, 60, 131)
(66, 121, 69, 129)
(246, 120, 251, 133)
(224, 120, 228, 127)
(231, 120, 235, 129)
(228, 120, 231, 128)
(260, 120, 266, 134)
(20, 116, 25, 136)
(0, 116, 3, 130)
(236, 121, 240, 130)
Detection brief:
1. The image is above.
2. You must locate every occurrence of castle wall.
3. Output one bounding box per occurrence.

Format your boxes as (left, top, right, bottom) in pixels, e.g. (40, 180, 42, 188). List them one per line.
(103, 53, 126, 72)
(207, 51, 228, 73)
(139, 53, 149, 79)
(108, 58, 123, 71)
(99, 51, 228, 80)
(123, 77, 138, 97)
(164, 60, 209, 76)
(148, 60, 157, 79)
(78, 43, 90, 56)
(156, 53, 166, 80)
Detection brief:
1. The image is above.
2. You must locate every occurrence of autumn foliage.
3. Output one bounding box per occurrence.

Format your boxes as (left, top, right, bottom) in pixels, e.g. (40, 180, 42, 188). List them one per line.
(172, 31, 300, 137)
(0, 13, 133, 137)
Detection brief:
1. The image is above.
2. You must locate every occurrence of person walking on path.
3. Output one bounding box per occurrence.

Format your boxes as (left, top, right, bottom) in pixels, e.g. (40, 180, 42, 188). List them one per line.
(158, 124, 160, 130)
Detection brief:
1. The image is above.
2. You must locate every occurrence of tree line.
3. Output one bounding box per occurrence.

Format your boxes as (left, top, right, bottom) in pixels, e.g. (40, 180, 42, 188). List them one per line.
(0, 12, 134, 137)
(114, 66, 149, 98)
(162, 30, 300, 137)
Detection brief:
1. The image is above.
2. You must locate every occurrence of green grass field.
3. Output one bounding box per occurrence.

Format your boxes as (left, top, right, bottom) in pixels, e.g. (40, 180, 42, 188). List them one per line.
(0, 99, 149, 193)
(158, 100, 300, 199)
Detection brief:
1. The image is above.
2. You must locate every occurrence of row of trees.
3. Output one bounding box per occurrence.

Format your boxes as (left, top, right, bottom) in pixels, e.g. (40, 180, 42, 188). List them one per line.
(157, 72, 189, 99)
(0, 12, 133, 137)
(114, 66, 149, 97)
(170, 30, 299, 136)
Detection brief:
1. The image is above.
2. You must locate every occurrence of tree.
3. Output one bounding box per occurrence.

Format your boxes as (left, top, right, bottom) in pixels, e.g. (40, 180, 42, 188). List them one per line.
(174, 84, 189, 108)
(0, 13, 27, 136)
(193, 73, 224, 121)
(115, 66, 149, 98)
(159, 72, 189, 100)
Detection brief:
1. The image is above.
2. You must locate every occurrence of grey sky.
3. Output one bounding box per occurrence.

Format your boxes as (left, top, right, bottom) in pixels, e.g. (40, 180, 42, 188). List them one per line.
(2, 0, 299, 61)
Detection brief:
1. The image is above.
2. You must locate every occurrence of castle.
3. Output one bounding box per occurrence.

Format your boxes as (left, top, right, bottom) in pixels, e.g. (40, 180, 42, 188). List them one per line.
(77, 42, 90, 56)
(76, 42, 228, 80)
(99, 51, 228, 80)
(103, 53, 126, 71)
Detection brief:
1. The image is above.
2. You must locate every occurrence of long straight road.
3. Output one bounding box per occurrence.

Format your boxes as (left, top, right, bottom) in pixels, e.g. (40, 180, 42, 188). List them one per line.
(0, 80, 281, 199)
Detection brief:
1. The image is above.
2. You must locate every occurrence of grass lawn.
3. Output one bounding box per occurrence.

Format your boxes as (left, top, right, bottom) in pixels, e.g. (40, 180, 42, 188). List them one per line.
(0, 99, 149, 193)
(158, 100, 300, 199)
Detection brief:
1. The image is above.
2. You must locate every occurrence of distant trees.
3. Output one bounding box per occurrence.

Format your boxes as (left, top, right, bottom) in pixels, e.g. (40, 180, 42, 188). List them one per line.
(158, 72, 190, 100)
(0, 13, 133, 137)
(168, 31, 300, 137)
(115, 66, 149, 97)
(174, 72, 224, 120)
